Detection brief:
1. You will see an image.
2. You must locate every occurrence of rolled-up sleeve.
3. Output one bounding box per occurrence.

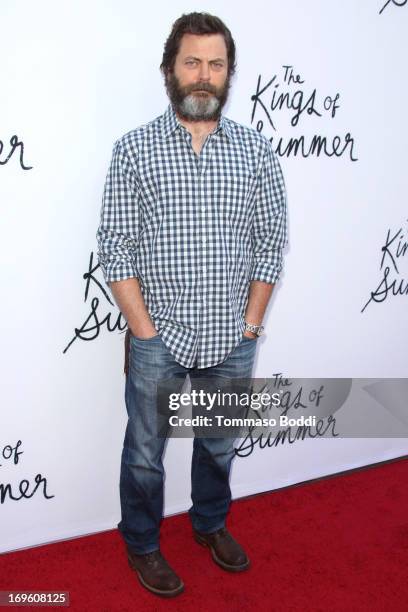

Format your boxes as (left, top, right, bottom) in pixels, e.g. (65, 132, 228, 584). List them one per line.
(96, 140, 140, 284)
(249, 142, 288, 284)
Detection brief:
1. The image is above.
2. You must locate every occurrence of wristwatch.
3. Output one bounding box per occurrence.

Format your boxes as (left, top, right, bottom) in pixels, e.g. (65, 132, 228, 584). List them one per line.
(244, 321, 264, 337)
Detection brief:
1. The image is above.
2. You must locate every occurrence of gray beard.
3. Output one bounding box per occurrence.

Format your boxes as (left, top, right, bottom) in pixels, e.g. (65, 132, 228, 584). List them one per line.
(178, 92, 221, 121)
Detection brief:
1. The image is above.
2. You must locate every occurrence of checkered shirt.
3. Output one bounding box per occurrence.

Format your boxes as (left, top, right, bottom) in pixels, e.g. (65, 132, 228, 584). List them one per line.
(96, 104, 288, 368)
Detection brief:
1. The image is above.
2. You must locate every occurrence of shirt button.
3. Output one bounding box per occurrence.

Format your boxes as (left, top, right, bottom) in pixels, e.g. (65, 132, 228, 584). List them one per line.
(201, 206, 206, 213)
(202, 267, 207, 275)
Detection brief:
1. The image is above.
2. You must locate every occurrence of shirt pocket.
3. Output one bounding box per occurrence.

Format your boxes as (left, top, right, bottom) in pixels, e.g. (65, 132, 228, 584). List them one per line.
(218, 170, 258, 225)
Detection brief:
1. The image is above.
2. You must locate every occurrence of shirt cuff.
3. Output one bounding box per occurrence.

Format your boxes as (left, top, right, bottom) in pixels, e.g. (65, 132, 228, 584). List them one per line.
(249, 259, 282, 284)
(99, 258, 139, 284)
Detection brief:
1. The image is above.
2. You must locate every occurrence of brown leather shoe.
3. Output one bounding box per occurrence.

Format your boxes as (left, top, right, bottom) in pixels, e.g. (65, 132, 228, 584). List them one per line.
(193, 527, 250, 572)
(127, 548, 184, 597)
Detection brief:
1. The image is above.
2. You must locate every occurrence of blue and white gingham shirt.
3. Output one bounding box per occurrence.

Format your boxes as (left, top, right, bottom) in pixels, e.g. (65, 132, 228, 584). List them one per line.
(97, 104, 287, 368)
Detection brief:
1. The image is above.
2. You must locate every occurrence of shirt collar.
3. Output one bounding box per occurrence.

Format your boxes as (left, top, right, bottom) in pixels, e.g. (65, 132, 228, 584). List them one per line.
(161, 104, 234, 141)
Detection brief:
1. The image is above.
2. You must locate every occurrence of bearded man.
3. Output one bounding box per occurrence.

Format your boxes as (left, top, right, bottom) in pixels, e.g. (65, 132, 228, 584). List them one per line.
(97, 11, 288, 598)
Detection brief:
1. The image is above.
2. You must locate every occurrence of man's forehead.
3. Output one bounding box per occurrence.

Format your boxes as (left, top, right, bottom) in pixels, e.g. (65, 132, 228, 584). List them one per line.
(177, 33, 227, 58)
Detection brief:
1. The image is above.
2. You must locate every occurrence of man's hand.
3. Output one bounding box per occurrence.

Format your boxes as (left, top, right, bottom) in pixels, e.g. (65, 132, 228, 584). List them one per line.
(130, 324, 158, 340)
(243, 330, 258, 339)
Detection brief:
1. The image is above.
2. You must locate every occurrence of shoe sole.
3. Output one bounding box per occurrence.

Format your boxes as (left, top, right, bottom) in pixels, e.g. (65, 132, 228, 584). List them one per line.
(194, 533, 250, 572)
(127, 556, 185, 598)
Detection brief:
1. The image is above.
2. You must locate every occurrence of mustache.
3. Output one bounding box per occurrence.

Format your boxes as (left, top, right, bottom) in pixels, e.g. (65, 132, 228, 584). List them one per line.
(185, 83, 218, 95)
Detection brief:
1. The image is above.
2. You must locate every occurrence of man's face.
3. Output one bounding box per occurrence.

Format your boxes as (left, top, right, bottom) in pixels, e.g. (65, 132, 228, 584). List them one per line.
(165, 33, 230, 122)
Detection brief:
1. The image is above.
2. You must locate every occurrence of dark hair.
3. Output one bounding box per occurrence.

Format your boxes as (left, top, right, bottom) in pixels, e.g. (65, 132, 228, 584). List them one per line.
(160, 12, 236, 78)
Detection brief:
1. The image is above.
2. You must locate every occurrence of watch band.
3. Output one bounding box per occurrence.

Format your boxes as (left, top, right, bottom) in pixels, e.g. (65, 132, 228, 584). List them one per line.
(244, 321, 264, 336)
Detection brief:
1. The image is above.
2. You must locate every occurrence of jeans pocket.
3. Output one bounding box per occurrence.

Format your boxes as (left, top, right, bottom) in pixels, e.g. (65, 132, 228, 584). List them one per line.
(131, 332, 160, 342)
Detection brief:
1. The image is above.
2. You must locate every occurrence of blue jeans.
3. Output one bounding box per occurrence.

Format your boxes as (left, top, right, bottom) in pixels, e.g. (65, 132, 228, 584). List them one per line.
(118, 332, 257, 554)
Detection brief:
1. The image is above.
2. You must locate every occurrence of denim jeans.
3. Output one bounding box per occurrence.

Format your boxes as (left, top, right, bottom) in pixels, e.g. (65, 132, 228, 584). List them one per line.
(117, 332, 257, 554)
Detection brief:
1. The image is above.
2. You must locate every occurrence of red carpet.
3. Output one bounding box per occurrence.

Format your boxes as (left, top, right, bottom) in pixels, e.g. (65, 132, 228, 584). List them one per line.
(1, 458, 407, 611)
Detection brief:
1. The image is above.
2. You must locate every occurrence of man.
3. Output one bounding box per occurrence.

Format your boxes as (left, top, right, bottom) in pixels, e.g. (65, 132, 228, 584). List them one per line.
(97, 12, 287, 598)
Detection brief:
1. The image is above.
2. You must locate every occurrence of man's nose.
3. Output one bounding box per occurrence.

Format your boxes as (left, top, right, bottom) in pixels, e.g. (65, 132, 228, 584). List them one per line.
(198, 62, 211, 81)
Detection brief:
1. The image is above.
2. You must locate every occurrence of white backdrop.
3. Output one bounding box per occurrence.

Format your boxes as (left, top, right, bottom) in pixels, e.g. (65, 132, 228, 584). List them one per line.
(1, 0, 407, 554)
